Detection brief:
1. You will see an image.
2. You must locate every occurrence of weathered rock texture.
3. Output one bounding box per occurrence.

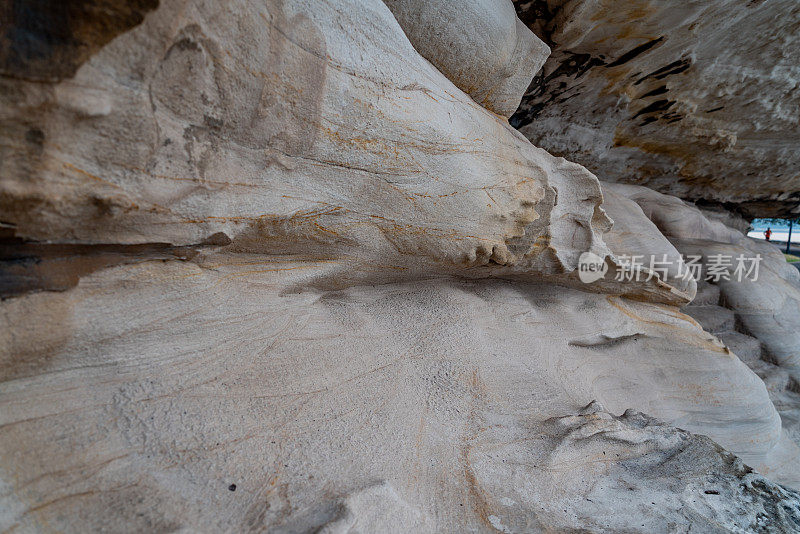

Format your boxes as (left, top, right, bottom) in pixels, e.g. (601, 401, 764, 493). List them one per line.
(2, 265, 797, 531)
(2, 0, 800, 532)
(384, 0, 550, 117)
(0, 0, 580, 277)
(513, 0, 800, 218)
(612, 183, 800, 384)
(0, 0, 160, 81)
(611, 182, 800, 487)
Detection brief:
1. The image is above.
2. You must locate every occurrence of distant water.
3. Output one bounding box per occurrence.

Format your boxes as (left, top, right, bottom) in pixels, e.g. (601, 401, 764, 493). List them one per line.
(748, 218, 800, 243)
(751, 218, 792, 231)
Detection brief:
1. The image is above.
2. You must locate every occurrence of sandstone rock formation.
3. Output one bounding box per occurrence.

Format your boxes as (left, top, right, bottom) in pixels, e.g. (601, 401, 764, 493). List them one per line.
(383, 0, 550, 117)
(611, 183, 800, 384)
(2, 263, 798, 531)
(513, 0, 800, 219)
(2, 0, 800, 532)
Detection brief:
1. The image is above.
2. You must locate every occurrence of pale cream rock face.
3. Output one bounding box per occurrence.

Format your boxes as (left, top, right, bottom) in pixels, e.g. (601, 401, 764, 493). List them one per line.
(383, 0, 551, 117)
(605, 183, 744, 244)
(0, 0, 545, 261)
(0, 263, 793, 531)
(610, 182, 800, 488)
(468, 402, 800, 533)
(0, 0, 691, 305)
(613, 183, 800, 382)
(601, 182, 696, 298)
(1, 0, 800, 531)
(675, 237, 800, 383)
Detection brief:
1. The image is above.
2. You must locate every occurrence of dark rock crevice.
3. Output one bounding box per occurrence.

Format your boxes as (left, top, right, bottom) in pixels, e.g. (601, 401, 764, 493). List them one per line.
(0, 225, 230, 298)
(0, 0, 159, 81)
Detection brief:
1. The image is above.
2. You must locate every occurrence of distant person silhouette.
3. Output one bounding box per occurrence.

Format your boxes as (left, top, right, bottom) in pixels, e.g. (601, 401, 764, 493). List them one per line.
(765, 228, 772, 241)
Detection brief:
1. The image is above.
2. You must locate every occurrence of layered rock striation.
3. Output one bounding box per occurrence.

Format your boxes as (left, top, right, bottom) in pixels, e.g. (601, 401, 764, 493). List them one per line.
(1, 0, 800, 532)
(513, 0, 800, 219)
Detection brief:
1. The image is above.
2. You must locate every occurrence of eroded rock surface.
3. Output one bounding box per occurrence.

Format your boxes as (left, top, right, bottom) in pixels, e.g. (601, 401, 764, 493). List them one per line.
(611, 183, 800, 485)
(614, 183, 800, 384)
(1, 0, 800, 532)
(0, 267, 794, 531)
(384, 0, 550, 117)
(513, 0, 800, 219)
(471, 402, 800, 533)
